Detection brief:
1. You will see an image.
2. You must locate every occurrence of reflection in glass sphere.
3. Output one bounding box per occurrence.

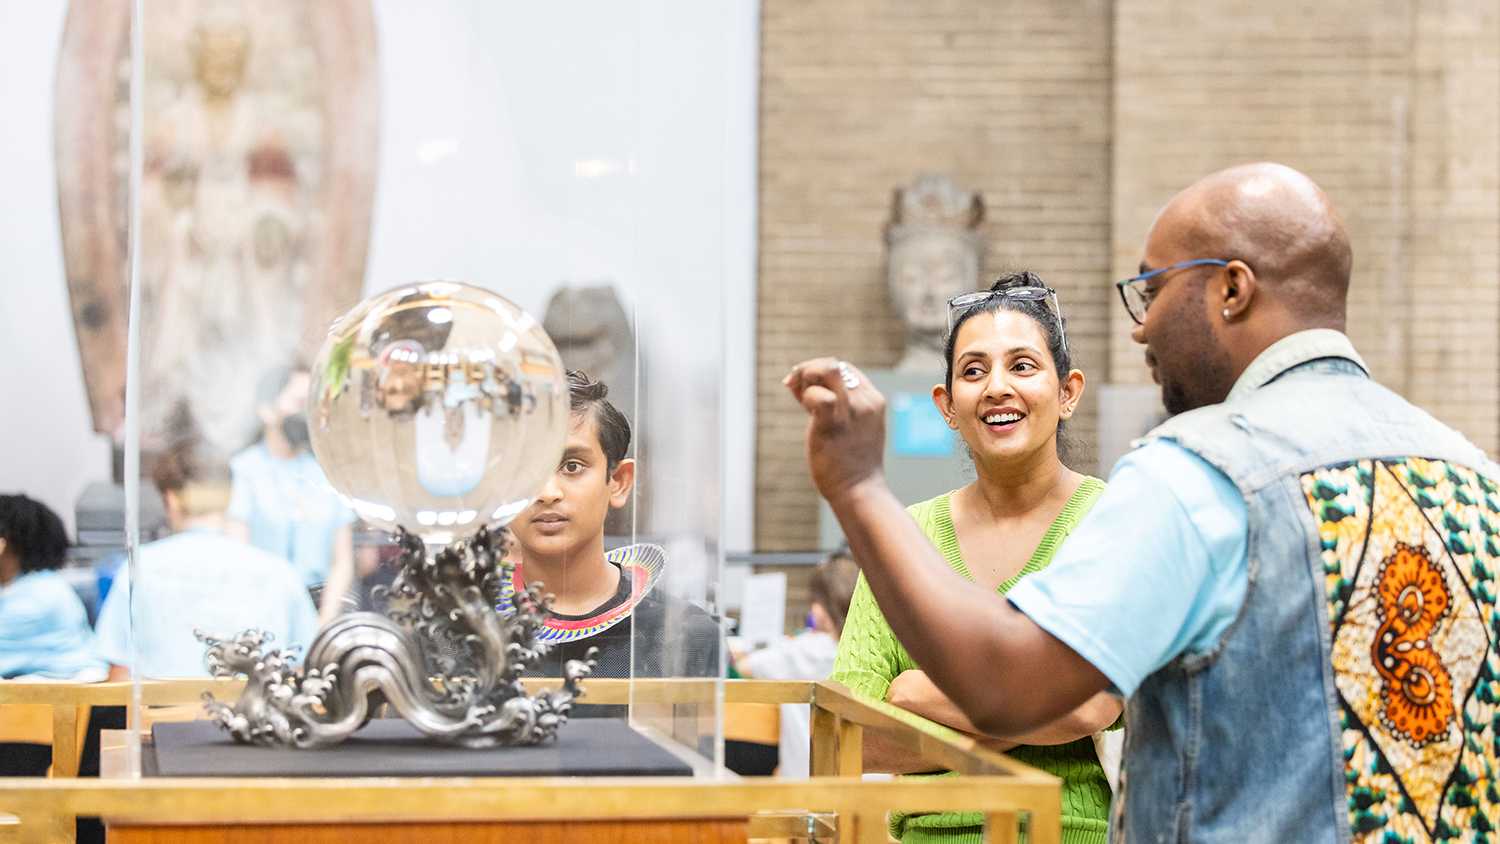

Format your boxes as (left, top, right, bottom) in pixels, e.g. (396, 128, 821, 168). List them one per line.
(308, 282, 568, 542)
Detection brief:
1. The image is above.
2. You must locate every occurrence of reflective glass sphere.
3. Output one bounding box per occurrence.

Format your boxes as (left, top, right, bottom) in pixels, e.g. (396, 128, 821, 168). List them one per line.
(307, 282, 569, 541)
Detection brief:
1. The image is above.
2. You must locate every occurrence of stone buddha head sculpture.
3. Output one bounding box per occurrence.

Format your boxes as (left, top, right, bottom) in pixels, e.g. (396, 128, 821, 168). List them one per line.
(886, 174, 985, 373)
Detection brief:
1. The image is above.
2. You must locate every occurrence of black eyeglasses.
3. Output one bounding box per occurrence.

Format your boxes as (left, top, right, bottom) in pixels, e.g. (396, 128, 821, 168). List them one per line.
(1115, 259, 1229, 325)
(947, 286, 1067, 359)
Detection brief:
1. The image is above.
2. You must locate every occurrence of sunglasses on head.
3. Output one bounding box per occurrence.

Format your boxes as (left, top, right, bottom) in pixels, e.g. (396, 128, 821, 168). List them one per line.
(946, 286, 1067, 359)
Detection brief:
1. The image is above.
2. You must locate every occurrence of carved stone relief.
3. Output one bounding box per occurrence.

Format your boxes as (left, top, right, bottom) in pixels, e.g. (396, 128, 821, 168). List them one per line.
(56, 0, 379, 459)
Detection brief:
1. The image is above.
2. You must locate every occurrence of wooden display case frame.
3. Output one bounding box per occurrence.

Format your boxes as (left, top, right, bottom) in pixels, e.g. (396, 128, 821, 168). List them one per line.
(0, 678, 1062, 844)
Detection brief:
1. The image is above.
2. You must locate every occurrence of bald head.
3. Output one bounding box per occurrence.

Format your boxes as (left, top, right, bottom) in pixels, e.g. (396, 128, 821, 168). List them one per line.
(1153, 162, 1351, 325)
(1131, 164, 1354, 415)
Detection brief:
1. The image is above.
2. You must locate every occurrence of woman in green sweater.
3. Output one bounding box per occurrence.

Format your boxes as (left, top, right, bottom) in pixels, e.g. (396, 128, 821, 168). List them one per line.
(832, 271, 1120, 844)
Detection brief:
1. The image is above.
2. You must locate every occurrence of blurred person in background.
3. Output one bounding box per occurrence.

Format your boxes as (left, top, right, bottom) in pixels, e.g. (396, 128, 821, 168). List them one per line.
(227, 365, 355, 623)
(735, 550, 861, 778)
(95, 441, 318, 679)
(0, 494, 108, 681)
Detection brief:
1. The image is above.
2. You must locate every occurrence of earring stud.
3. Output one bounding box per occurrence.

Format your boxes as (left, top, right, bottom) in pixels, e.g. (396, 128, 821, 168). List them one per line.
(1223, 308, 1231, 319)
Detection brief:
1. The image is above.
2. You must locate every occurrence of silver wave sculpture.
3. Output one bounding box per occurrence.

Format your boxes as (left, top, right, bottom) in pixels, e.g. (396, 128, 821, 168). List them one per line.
(197, 526, 597, 748)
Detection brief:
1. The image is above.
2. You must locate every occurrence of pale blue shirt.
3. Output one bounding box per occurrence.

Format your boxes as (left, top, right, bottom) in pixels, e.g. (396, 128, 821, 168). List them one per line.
(1007, 441, 1249, 697)
(0, 570, 109, 680)
(227, 443, 355, 586)
(1008, 330, 1368, 698)
(94, 528, 319, 678)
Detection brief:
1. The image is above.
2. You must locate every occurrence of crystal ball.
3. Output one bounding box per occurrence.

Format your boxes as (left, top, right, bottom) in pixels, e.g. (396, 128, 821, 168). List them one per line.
(307, 281, 569, 542)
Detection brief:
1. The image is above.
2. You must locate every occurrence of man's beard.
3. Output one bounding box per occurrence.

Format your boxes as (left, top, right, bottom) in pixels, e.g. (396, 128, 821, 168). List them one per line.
(1161, 380, 1195, 416)
(1159, 343, 1235, 416)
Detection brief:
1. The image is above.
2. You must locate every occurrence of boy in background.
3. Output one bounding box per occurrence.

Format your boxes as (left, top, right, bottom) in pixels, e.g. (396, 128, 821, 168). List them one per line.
(95, 443, 318, 679)
(503, 371, 719, 712)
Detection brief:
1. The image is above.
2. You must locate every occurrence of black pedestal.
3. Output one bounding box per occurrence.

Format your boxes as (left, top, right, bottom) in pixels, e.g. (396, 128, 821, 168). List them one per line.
(148, 718, 693, 778)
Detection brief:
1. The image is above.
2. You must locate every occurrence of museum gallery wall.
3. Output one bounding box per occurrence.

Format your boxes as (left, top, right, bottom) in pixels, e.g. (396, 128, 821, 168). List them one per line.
(0, 1, 757, 553)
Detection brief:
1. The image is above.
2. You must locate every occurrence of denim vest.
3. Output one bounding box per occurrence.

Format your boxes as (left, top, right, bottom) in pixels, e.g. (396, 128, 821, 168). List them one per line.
(1115, 332, 1500, 843)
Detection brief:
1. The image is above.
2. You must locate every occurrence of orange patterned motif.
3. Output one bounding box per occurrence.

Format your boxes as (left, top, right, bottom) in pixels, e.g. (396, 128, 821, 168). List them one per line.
(1305, 459, 1500, 842)
(1372, 542, 1455, 746)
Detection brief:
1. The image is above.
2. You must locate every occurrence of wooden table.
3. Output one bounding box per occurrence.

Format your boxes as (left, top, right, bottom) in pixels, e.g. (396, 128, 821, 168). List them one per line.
(0, 679, 1062, 844)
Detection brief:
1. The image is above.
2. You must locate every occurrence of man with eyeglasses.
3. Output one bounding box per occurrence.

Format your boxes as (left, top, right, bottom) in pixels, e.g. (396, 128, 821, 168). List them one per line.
(786, 162, 1500, 842)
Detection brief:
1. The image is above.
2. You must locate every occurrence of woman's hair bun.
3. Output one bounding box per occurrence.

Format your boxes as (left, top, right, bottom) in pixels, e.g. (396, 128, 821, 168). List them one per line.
(989, 269, 1046, 293)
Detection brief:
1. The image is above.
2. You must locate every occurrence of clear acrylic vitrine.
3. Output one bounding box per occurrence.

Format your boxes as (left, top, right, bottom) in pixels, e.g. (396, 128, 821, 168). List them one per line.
(95, 0, 743, 776)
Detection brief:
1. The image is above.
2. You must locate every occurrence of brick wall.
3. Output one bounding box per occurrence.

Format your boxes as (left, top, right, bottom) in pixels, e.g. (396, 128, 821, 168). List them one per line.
(1110, 0, 1500, 450)
(757, 0, 1500, 550)
(757, 0, 1115, 550)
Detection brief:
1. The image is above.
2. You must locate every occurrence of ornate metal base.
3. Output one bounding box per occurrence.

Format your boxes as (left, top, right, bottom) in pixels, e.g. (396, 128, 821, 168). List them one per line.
(198, 526, 596, 748)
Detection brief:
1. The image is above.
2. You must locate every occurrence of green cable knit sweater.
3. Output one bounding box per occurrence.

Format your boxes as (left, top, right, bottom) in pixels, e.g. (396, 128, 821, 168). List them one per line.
(831, 479, 1112, 844)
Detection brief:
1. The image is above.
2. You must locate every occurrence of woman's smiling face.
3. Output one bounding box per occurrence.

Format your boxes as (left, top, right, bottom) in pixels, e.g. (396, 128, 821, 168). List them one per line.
(936, 309, 1081, 466)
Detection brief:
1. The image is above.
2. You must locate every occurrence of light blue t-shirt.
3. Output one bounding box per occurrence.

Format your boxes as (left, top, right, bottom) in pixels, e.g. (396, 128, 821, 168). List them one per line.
(227, 443, 355, 587)
(94, 528, 319, 678)
(0, 570, 109, 680)
(1007, 440, 1249, 698)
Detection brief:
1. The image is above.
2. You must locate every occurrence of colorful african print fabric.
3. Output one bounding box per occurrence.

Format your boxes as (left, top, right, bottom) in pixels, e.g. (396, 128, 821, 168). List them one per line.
(1302, 457, 1500, 842)
(495, 544, 666, 644)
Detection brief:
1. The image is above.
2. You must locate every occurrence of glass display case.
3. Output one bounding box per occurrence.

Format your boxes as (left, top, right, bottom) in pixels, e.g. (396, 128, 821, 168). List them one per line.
(0, 5, 1066, 843)
(90, 0, 734, 775)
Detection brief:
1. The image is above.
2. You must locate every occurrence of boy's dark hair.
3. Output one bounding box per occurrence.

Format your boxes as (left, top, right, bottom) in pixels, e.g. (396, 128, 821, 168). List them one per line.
(568, 370, 632, 471)
(0, 494, 70, 574)
(810, 550, 861, 633)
